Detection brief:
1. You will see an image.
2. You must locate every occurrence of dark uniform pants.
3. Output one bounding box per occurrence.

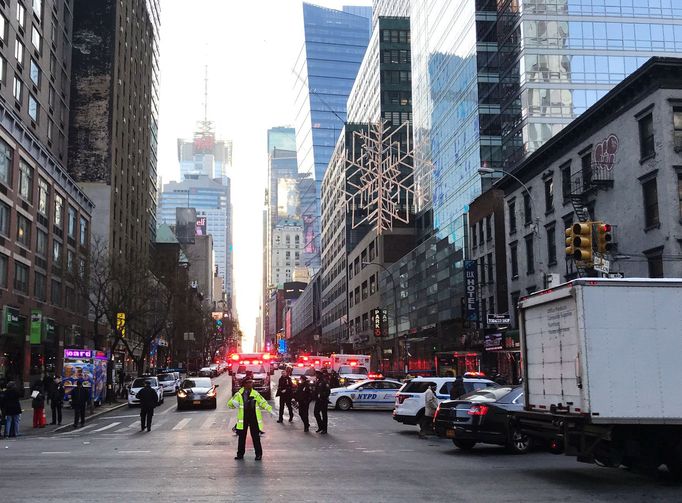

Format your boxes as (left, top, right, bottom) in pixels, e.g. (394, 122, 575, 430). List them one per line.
(298, 401, 310, 429)
(237, 417, 262, 457)
(51, 403, 63, 424)
(73, 405, 86, 426)
(314, 399, 327, 431)
(278, 395, 293, 421)
(141, 407, 154, 430)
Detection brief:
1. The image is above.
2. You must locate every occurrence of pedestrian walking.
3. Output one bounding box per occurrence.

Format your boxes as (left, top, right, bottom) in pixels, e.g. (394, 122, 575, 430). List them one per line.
(313, 370, 330, 434)
(450, 376, 466, 401)
(276, 367, 294, 423)
(294, 375, 313, 432)
(71, 381, 90, 428)
(2, 381, 22, 437)
(136, 381, 159, 432)
(48, 378, 65, 425)
(227, 377, 273, 461)
(419, 383, 438, 438)
(31, 385, 46, 428)
(0, 379, 6, 437)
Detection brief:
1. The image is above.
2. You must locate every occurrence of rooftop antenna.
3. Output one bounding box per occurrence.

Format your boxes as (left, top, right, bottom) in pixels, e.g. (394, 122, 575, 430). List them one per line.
(197, 64, 213, 134)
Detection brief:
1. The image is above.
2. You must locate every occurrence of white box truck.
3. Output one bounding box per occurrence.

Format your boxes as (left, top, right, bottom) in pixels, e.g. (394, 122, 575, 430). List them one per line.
(515, 279, 682, 477)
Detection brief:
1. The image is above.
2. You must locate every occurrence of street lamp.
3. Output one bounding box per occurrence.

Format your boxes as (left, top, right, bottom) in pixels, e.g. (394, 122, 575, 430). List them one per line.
(479, 167, 539, 235)
(362, 261, 400, 374)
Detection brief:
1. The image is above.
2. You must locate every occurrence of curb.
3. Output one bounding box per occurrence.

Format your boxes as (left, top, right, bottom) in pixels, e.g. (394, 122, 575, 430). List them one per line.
(53, 402, 128, 433)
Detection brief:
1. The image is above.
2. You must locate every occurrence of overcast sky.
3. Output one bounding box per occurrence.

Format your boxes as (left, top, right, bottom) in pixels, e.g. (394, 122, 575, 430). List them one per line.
(157, 0, 371, 351)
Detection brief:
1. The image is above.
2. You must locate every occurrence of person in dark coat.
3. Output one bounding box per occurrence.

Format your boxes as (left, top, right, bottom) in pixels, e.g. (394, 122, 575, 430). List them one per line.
(450, 376, 466, 401)
(276, 367, 294, 423)
(313, 371, 330, 434)
(294, 375, 313, 432)
(71, 381, 90, 428)
(136, 381, 159, 432)
(329, 370, 341, 389)
(2, 381, 22, 437)
(48, 378, 65, 425)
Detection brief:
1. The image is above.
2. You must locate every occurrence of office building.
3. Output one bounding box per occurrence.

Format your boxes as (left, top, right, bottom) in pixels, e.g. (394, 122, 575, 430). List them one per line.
(293, 3, 371, 273)
(177, 136, 232, 183)
(68, 0, 161, 259)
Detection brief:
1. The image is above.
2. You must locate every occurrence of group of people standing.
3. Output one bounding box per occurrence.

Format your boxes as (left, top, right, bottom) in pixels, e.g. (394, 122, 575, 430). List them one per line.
(275, 367, 333, 434)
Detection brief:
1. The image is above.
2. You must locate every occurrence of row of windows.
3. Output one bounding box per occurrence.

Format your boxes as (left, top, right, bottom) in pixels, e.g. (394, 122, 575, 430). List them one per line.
(381, 49, 410, 65)
(380, 29, 410, 45)
(348, 273, 379, 308)
(471, 215, 493, 247)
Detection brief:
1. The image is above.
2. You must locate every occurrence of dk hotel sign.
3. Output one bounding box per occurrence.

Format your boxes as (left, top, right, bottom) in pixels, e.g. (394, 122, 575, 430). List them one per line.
(464, 260, 478, 322)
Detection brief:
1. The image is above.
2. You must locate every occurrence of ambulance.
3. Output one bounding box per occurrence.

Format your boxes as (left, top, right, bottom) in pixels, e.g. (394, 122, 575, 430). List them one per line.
(331, 354, 371, 385)
(228, 353, 274, 399)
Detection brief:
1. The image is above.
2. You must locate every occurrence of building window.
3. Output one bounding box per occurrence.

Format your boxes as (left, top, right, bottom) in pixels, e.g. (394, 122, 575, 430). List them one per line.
(639, 113, 655, 159)
(32, 0, 42, 20)
(348, 263, 353, 279)
(54, 194, 63, 227)
(349, 291, 353, 307)
(31, 25, 41, 53)
(673, 107, 682, 151)
(30, 59, 39, 86)
(0, 202, 9, 236)
(581, 152, 592, 186)
(0, 14, 6, 41)
(17, 3, 26, 28)
(35, 272, 46, 301)
(485, 216, 492, 241)
(479, 256, 486, 285)
(561, 163, 572, 201)
(487, 252, 494, 280)
(28, 95, 38, 122)
(79, 217, 88, 246)
(525, 235, 535, 274)
(13, 76, 22, 102)
(510, 243, 518, 279)
(523, 193, 532, 225)
(678, 172, 682, 220)
(361, 280, 368, 300)
(369, 274, 376, 295)
(14, 40, 24, 66)
(0, 254, 7, 288)
(52, 240, 61, 267)
(478, 220, 484, 245)
(18, 161, 33, 202)
(38, 178, 49, 216)
(646, 252, 664, 278)
(51, 279, 61, 305)
(508, 199, 516, 234)
(544, 178, 554, 212)
(0, 56, 6, 84)
(67, 249, 74, 274)
(642, 178, 659, 228)
(17, 214, 30, 247)
(36, 229, 47, 256)
(546, 225, 557, 265)
(471, 225, 477, 247)
(15, 262, 29, 294)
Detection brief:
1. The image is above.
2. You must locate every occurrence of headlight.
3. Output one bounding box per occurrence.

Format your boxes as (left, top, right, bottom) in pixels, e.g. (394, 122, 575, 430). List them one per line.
(207, 389, 216, 397)
(177, 390, 187, 398)
(129, 390, 136, 397)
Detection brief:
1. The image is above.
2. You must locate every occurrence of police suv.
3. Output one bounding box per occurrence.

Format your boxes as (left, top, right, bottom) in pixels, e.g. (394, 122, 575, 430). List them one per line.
(392, 376, 497, 426)
(329, 379, 403, 411)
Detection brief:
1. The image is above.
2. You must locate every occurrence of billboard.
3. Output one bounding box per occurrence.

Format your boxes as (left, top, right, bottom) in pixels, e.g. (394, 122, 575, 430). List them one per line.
(193, 132, 215, 155)
(195, 216, 207, 236)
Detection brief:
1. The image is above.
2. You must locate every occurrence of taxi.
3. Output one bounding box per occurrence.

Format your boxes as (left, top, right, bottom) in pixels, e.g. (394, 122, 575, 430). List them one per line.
(329, 379, 403, 411)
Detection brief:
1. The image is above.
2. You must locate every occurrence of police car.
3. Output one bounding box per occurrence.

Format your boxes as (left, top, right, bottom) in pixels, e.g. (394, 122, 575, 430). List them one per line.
(329, 379, 403, 411)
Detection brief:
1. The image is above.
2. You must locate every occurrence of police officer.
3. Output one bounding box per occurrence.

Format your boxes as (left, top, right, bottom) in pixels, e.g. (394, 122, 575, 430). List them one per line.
(137, 381, 159, 432)
(313, 370, 330, 434)
(294, 375, 313, 432)
(228, 377, 273, 460)
(276, 367, 294, 423)
(71, 381, 90, 429)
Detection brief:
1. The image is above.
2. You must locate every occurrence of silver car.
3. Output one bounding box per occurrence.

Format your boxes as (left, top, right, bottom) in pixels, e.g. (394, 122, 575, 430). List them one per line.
(157, 372, 179, 395)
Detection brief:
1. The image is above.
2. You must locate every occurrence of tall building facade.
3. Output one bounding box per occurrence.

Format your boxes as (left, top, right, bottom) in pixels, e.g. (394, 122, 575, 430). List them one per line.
(69, 0, 161, 259)
(387, 0, 682, 371)
(293, 3, 371, 274)
(177, 136, 232, 182)
(157, 174, 233, 307)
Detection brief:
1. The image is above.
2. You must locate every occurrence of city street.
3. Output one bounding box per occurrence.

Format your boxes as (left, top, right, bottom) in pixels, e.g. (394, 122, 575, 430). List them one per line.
(1, 373, 679, 503)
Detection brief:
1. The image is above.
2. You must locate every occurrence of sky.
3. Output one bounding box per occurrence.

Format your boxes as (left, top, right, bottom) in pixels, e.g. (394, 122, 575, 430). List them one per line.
(157, 0, 371, 351)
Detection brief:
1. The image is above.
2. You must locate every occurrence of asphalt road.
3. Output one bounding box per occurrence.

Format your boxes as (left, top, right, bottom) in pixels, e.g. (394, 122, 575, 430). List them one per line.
(1, 373, 679, 502)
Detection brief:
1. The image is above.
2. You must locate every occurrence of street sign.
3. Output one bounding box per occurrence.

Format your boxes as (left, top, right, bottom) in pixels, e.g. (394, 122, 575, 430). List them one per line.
(487, 314, 510, 325)
(593, 255, 610, 274)
(607, 272, 624, 278)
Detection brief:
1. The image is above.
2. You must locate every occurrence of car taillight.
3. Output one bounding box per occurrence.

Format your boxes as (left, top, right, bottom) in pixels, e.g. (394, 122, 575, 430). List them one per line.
(396, 394, 408, 404)
(467, 404, 489, 416)
(433, 404, 441, 421)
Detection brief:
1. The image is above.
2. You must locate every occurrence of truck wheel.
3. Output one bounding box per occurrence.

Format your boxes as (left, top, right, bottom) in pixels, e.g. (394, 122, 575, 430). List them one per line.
(453, 439, 476, 450)
(506, 428, 533, 454)
(337, 397, 352, 411)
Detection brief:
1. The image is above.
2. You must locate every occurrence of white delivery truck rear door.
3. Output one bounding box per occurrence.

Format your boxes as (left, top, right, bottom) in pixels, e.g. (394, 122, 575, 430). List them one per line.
(520, 285, 584, 412)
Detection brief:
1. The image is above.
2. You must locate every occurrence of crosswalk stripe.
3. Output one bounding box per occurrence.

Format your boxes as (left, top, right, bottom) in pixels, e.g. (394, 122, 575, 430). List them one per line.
(59, 423, 98, 434)
(172, 418, 192, 430)
(92, 422, 121, 433)
(115, 428, 129, 433)
(200, 416, 215, 430)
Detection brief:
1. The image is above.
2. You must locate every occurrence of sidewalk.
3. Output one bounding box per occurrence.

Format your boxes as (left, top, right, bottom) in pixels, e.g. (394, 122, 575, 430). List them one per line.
(3, 398, 128, 438)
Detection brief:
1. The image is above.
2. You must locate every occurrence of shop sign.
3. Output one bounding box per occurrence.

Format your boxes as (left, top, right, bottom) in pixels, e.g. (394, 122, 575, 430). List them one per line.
(464, 260, 478, 322)
(503, 331, 521, 350)
(487, 314, 510, 326)
(30, 309, 42, 344)
(116, 312, 126, 338)
(372, 308, 388, 338)
(2, 306, 23, 334)
(484, 333, 503, 351)
(65, 348, 92, 359)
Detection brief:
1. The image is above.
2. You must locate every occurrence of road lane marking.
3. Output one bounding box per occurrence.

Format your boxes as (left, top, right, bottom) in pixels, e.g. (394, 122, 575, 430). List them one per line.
(115, 428, 129, 433)
(172, 418, 192, 430)
(92, 422, 121, 432)
(59, 424, 98, 434)
(117, 450, 151, 454)
(200, 416, 216, 430)
(42, 451, 71, 454)
(101, 414, 140, 419)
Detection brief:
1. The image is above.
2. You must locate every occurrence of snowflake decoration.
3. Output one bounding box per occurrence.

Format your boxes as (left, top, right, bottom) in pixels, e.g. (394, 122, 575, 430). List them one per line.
(345, 121, 415, 235)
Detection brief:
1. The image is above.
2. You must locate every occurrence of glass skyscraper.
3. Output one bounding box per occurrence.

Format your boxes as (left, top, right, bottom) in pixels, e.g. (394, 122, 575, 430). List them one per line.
(293, 3, 371, 273)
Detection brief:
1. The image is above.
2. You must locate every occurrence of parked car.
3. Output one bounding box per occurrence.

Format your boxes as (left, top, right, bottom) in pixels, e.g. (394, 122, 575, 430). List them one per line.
(198, 367, 213, 377)
(433, 386, 532, 453)
(329, 379, 403, 411)
(177, 377, 218, 410)
(128, 377, 164, 407)
(209, 364, 220, 376)
(157, 372, 179, 395)
(393, 376, 497, 426)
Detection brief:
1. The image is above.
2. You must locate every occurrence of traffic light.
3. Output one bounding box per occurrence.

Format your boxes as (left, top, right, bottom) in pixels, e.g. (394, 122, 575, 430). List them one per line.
(572, 223, 593, 262)
(596, 223, 613, 254)
(565, 226, 575, 258)
(215, 318, 224, 335)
